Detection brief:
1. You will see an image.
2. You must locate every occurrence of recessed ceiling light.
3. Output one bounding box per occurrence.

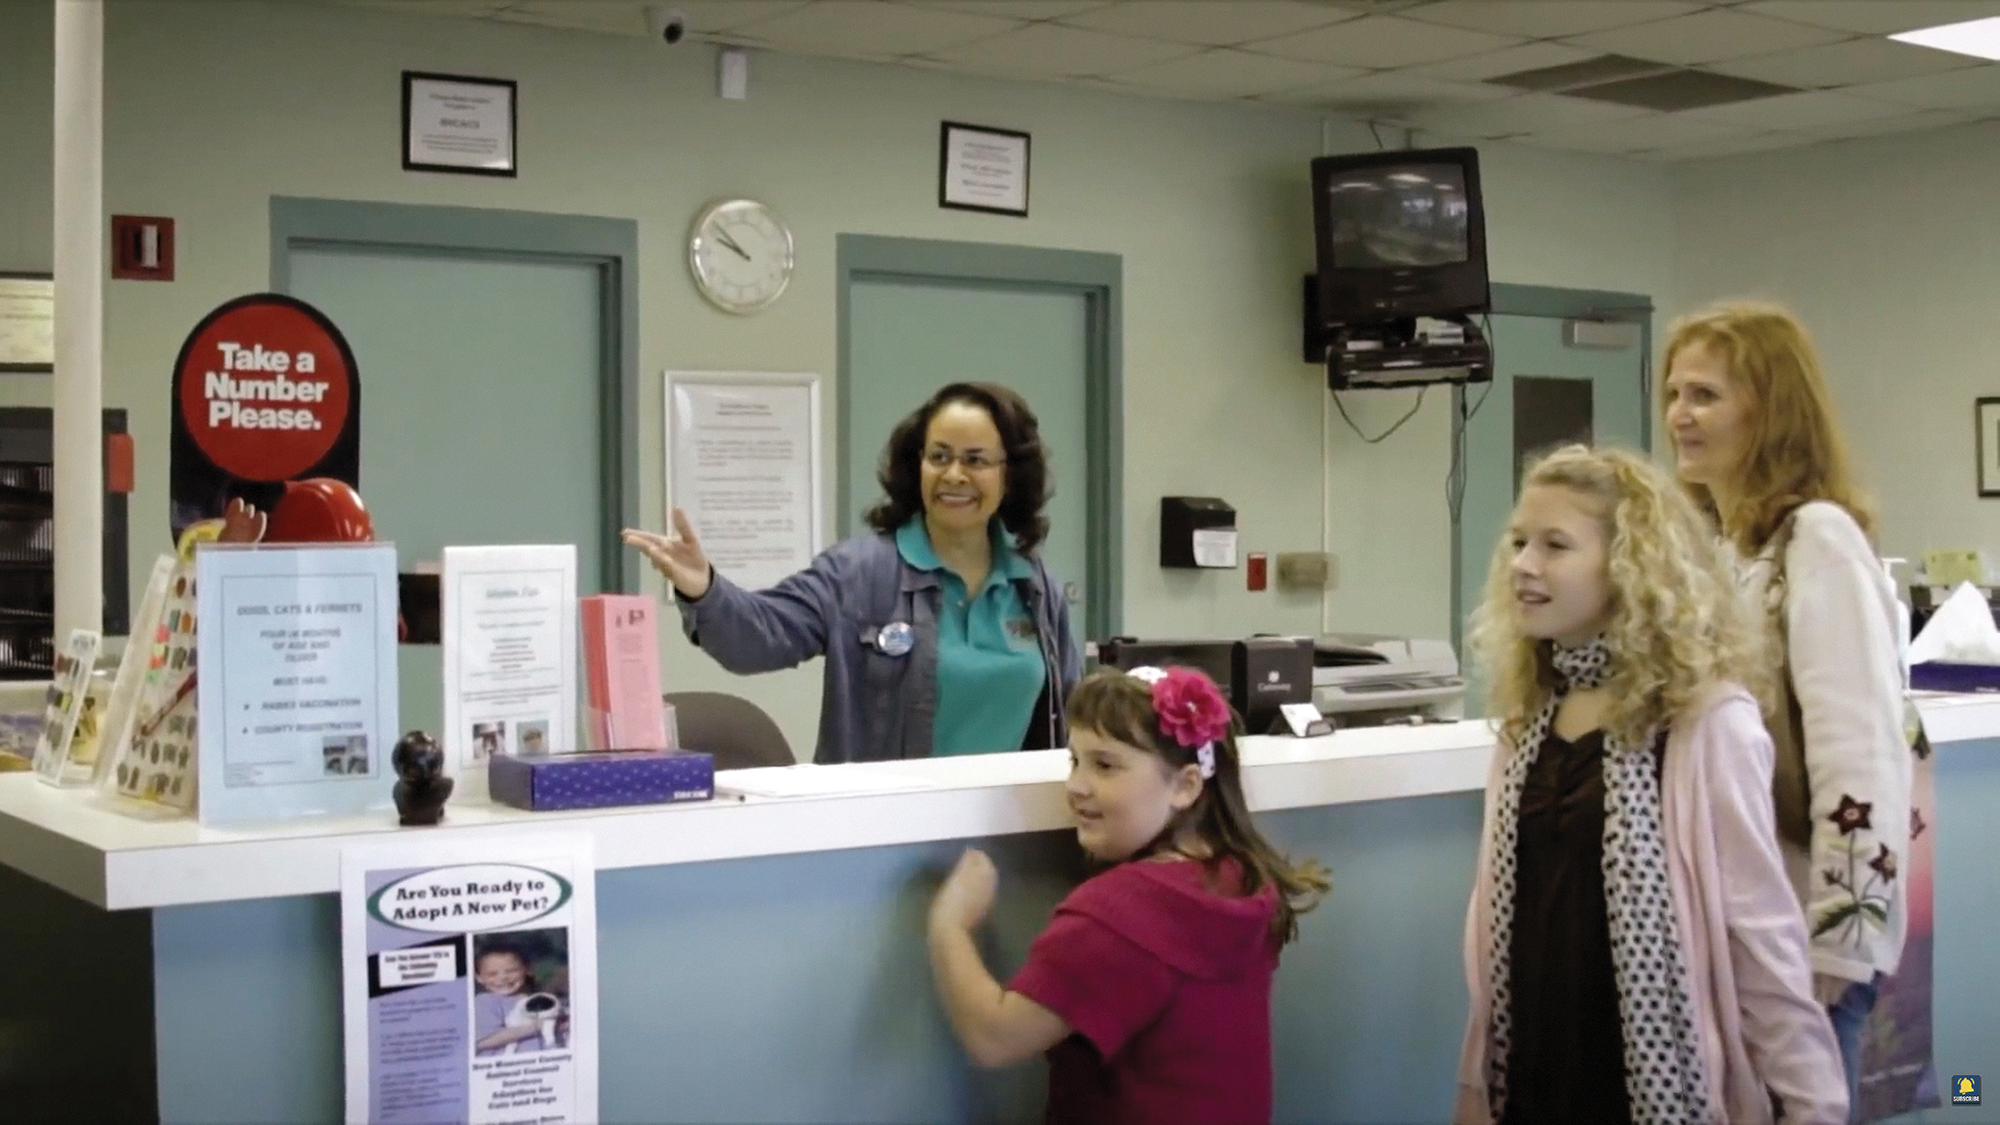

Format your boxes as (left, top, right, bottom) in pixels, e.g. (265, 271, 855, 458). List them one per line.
(1890, 16, 2000, 62)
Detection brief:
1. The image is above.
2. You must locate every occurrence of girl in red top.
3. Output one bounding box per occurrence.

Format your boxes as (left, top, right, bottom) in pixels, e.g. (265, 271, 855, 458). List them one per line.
(927, 665, 1330, 1125)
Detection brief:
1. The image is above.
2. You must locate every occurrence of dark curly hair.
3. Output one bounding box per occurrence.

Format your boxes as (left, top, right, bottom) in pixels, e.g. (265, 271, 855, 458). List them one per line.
(863, 382, 1052, 553)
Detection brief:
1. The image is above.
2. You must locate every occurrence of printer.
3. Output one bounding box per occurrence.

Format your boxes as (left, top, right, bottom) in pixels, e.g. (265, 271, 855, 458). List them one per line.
(1311, 634, 1466, 726)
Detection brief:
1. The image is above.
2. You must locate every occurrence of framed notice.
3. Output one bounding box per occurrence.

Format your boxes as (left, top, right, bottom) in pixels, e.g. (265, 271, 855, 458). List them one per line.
(403, 71, 518, 177)
(663, 370, 825, 592)
(0, 272, 54, 372)
(1979, 397, 2000, 497)
(939, 121, 1030, 217)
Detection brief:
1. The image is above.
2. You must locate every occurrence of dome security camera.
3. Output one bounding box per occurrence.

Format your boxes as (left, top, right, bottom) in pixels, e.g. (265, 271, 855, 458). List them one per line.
(645, 5, 689, 45)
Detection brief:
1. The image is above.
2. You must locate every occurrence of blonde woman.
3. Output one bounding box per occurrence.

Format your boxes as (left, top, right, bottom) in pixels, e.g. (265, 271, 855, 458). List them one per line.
(1455, 445, 1844, 1125)
(1662, 303, 1910, 1111)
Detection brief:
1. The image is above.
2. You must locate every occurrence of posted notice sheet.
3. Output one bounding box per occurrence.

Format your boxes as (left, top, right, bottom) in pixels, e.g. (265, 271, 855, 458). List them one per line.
(342, 833, 598, 1125)
(666, 374, 822, 592)
(443, 545, 578, 770)
(196, 542, 400, 823)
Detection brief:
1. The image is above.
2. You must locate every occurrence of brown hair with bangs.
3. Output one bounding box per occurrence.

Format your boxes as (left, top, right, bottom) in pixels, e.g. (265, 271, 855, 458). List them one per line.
(1065, 667, 1330, 947)
(1661, 301, 1875, 553)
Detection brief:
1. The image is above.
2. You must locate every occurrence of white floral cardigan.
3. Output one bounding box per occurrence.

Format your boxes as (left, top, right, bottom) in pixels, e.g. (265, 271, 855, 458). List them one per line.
(1737, 500, 1912, 985)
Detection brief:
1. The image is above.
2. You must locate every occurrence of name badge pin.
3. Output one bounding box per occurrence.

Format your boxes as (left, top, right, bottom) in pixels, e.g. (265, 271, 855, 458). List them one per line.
(875, 621, 915, 657)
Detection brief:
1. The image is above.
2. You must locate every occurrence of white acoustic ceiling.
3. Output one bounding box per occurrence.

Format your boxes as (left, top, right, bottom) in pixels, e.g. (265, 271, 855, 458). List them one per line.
(358, 0, 2000, 160)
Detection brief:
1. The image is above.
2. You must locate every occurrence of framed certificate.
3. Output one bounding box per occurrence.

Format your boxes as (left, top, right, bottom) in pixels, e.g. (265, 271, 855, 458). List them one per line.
(0, 272, 54, 372)
(402, 71, 517, 177)
(938, 121, 1030, 217)
(1978, 397, 2000, 497)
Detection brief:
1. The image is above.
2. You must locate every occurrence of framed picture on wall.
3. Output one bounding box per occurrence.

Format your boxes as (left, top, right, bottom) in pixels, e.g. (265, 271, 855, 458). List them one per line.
(1978, 397, 2000, 497)
(0, 272, 54, 373)
(938, 122, 1031, 217)
(402, 71, 517, 177)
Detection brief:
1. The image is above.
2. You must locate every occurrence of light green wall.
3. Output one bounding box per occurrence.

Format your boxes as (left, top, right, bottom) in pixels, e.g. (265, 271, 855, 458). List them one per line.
(0, 0, 1675, 756)
(1670, 119, 2000, 577)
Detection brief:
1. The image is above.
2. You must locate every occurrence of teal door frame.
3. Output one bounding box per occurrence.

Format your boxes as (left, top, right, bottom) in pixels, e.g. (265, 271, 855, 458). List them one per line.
(1449, 282, 1655, 655)
(268, 196, 641, 594)
(835, 235, 1124, 642)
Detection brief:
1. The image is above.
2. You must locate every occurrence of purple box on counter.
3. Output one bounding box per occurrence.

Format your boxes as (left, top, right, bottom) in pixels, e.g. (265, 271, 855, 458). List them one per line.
(1911, 661, 2000, 693)
(487, 749, 715, 811)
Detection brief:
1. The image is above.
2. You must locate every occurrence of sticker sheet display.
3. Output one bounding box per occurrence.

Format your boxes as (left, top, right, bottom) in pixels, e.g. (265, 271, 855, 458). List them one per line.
(30, 628, 103, 785)
(110, 558, 201, 811)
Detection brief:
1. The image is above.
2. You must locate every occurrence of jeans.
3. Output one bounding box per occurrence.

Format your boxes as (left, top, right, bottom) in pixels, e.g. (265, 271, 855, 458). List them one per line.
(1826, 974, 1882, 1123)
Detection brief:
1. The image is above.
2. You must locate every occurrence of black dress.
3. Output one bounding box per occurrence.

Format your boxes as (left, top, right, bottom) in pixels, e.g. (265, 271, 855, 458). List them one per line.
(1500, 728, 1632, 1125)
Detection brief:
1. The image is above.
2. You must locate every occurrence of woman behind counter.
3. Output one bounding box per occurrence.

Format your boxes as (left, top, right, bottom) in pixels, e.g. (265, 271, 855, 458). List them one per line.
(624, 381, 1082, 764)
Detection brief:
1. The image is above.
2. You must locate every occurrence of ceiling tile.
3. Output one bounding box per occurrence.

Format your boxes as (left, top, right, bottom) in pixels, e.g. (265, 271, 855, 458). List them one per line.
(1738, 1, 2000, 35)
(1520, 112, 1758, 154)
(919, 1, 1111, 19)
(1102, 48, 1359, 97)
(1791, 106, 1990, 138)
(925, 22, 1201, 77)
(496, 1, 811, 36)
(1400, 92, 1652, 138)
(1056, 2, 1355, 46)
(1259, 70, 1513, 113)
(1248, 13, 1522, 68)
(1562, 8, 1850, 66)
(1405, 41, 1598, 81)
(1706, 36, 1984, 88)
(1846, 63, 2000, 107)
(1684, 88, 1911, 127)
(1634, 131, 1818, 160)
(352, 0, 513, 15)
(1402, 1, 1700, 39)
(724, 0, 1021, 55)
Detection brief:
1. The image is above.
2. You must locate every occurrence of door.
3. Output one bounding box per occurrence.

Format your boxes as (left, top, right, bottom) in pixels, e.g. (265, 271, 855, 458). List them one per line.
(288, 247, 607, 738)
(846, 278, 1091, 642)
(1455, 312, 1648, 712)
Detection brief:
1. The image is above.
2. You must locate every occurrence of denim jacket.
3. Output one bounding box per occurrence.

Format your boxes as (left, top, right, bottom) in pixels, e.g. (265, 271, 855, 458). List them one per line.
(676, 532, 1082, 764)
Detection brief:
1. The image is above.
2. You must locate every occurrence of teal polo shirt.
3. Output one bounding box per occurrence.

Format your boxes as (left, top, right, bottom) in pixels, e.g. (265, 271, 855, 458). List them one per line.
(895, 518, 1046, 756)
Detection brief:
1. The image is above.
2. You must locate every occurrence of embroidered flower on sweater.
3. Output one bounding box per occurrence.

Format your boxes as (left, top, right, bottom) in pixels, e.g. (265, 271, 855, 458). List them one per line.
(1828, 795, 1873, 835)
(1814, 791, 1895, 940)
(1912, 807, 1928, 841)
(1868, 844, 1898, 882)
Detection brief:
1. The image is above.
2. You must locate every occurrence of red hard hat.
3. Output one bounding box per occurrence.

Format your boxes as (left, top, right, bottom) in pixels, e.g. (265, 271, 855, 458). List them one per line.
(265, 478, 375, 543)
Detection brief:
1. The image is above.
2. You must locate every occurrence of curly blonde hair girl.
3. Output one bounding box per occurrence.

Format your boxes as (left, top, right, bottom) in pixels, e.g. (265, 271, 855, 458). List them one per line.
(1467, 444, 1769, 751)
(1661, 301, 1875, 554)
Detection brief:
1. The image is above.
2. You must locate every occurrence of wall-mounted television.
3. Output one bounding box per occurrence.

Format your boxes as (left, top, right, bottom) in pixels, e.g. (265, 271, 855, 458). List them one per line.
(1310, 146, 1489, 325)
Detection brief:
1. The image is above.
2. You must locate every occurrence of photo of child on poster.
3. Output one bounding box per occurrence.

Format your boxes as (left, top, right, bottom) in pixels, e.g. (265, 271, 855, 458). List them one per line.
(473, 929, 570, 1057)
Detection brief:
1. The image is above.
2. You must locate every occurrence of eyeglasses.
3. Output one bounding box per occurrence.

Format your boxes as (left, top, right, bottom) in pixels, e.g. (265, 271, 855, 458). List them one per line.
(923, 447, 1006, 472)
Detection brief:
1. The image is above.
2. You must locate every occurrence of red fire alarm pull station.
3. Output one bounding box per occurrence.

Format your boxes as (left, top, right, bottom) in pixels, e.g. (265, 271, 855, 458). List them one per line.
(1248, 552, 1268, 592)
(111, 215, 175, 281)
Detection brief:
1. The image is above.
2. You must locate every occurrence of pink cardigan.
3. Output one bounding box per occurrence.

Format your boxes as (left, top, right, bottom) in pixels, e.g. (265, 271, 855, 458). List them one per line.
(1454, 684, 1848, 1124)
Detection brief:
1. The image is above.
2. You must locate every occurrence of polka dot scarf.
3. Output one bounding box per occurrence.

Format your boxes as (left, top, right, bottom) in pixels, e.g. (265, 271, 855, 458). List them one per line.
(1483, 637, 1713, 1124)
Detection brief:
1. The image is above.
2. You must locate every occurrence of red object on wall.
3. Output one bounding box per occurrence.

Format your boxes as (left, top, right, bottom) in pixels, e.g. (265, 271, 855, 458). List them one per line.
(1247, 552, 1268, 592)
(110, 215, 175, 281)
(104, 432, 134, 493)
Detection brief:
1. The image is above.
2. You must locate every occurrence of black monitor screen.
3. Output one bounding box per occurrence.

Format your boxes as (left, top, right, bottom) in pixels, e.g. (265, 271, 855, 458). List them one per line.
(1323, 163, 1470, 270)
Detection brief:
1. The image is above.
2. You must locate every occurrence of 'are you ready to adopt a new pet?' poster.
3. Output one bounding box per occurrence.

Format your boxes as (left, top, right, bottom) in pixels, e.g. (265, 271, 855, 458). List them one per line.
(341, 834, 599, 1125)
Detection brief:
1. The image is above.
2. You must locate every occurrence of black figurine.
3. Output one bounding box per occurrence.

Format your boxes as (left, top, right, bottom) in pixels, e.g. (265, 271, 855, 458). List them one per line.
(391, 731, 453, 827)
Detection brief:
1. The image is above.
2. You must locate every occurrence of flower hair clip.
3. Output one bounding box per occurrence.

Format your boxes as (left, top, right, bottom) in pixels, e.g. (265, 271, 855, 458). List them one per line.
(1125, 665, 1231, 779)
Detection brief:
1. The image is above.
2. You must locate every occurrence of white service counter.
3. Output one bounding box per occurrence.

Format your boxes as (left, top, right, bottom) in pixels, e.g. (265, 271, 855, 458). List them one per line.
(3, 692, 1996, 912)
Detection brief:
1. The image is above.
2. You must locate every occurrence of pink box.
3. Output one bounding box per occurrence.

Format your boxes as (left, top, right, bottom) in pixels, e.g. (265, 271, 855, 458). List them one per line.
(580, 595, 669, 751)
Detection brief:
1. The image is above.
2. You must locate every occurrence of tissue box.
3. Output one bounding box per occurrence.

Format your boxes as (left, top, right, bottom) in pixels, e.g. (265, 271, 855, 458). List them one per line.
(1910, 662, 2000, 693)
(488, 750, 715, 811)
